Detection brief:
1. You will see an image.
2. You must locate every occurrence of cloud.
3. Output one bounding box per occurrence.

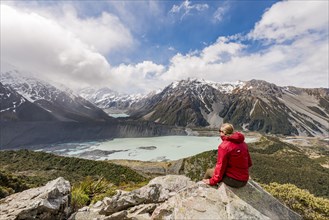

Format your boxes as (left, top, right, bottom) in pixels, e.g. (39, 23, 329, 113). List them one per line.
(249, 1, 328, 43)
(0, 4, 132, 89)
(59, 5, 134, 55)
(170, 0, 208, 20)
(168, 46, 176, 51)
(212, 3, 230, 23)
(111, 61, 165, 93)
(1, 1, 327, 95)
(158, 1, 328, 89)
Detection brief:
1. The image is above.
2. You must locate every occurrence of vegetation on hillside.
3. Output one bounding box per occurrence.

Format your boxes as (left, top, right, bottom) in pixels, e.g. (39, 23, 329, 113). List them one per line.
(0, 150, 148, 198)
(181, 136, 329, 199)
(0, 170, 30, 198)
(262, 182, 329, 220)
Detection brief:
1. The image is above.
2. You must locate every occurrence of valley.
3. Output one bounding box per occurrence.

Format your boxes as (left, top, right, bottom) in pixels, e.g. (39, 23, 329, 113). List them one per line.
(1, 65, 328, 150)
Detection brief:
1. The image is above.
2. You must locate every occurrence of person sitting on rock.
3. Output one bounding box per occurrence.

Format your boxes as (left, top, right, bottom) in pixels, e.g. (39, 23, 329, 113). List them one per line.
(203, 123, 252, 188)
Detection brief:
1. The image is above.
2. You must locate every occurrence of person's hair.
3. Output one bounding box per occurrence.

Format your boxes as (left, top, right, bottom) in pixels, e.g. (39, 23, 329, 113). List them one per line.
(220, 123, 234, 135)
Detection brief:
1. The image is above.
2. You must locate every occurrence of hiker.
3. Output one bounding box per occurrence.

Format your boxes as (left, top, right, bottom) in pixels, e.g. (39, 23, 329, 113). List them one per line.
(203, 123, 252, 188)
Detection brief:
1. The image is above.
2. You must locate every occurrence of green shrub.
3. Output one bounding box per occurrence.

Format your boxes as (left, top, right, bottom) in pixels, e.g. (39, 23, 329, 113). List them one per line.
(71, 187, 90, 211)
(0, 186, 14, 198)
(0, 170, 30, 198)
(263, 182, 329, 220)
(71, 176, 118, 211)
(70, 176, 149, 211)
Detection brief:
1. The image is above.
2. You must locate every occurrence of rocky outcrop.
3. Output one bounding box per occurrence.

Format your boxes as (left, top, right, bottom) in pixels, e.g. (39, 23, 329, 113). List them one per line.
(152, 178, 301, 220)
(0, 175, 302, 219)
(70, 175, 301, 220)
(0, 177, 71, 220)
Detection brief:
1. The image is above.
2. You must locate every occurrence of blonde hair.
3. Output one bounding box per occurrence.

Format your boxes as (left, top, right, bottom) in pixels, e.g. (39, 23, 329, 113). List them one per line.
(220, 123, 234, 135)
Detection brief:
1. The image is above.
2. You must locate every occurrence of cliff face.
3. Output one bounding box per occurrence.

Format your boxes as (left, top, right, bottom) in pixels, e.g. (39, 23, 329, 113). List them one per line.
(0, 120, 186, 149)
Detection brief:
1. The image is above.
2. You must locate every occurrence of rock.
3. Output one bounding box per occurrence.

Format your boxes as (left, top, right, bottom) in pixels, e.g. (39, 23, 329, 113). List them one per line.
(98, 175, 194, 216)
(71, 175, 302, 220)
(166, 159, 184, 174)
(152, 179, 302, 220)
(0, 177, 71, 220)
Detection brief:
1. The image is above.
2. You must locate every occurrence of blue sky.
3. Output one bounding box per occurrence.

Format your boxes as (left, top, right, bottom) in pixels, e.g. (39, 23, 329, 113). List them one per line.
(101, 1, 278, 65)
(1, 1, 328, 94)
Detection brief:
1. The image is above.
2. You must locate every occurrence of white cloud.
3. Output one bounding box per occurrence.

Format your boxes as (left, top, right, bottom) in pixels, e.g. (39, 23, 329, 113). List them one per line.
(201, 37, 245, 63)
(160, 37, 245, 82)
(0, 4, 133, 89)
(158, 1, 328, 89)
(168, 46, 175, 51)
(170, 0, 208, 20)
(212, 3, 230, 23)
(1, 1, 327, 95)
(111, 61, 166, 93)
(249, 1, 328, 43)
(59, 5, 134, 55)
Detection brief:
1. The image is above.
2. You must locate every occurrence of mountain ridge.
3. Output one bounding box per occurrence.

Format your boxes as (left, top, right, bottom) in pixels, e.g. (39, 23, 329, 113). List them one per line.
(0, 66, 186, 149)
(81, 78, 328, 136)
(1, 64, 328, 137)
(0, 69, 111, 122)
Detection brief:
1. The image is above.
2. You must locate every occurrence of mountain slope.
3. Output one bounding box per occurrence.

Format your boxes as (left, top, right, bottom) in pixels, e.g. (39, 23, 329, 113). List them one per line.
(0, 82, 57, 121)
(0, 69, 111, 122)
(130, 79, 329, 136)
(78, 87, 151, 115)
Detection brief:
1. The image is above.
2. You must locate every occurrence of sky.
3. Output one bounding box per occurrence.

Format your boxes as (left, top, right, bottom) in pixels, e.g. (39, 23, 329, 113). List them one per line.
(1, 0, 328, 94)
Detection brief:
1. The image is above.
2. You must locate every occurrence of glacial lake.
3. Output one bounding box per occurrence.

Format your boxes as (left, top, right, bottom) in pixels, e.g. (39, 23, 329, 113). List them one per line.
(38, 136, 258, 162)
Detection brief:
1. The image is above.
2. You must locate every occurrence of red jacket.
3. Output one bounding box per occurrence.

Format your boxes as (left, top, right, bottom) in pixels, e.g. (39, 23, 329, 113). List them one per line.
(209, 132, 252, 186)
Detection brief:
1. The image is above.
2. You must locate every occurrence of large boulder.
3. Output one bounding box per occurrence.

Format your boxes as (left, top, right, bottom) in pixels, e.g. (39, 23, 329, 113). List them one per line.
(0, 177, 71, 220)
(70, 175, 301, 220)
(152, 178, 301, 220)
(70, 175, 194, 219)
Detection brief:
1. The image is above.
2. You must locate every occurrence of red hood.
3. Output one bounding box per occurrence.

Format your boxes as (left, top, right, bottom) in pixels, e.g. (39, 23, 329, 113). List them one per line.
(221, 132, 245, 143)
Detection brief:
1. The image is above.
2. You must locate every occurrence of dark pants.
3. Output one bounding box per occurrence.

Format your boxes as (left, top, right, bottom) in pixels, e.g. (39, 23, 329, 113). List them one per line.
(203, 168, 247, 188)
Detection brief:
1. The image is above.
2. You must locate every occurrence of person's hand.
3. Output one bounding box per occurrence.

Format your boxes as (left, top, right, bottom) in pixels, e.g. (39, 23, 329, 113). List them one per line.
(202, 179, 210, 185)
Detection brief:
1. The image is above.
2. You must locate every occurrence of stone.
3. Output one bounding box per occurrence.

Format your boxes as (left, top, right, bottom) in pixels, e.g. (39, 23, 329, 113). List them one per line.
(0, 177, 71, 220)
(71, 175, 302, 220)
(151, 180, 302, 220)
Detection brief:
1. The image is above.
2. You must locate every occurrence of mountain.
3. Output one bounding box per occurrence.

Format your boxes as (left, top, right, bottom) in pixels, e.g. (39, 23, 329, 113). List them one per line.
(0, 82, 57, 121)
(0, 69, 111, 122)
(128, 79, 329, 136)
(78, 87, 150, 114)
(0, 65, 186, 149)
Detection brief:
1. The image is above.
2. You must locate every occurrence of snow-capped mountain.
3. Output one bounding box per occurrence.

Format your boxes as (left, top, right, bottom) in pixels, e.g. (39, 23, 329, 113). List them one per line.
(2, 60, 327, 138)
(78, 87, 151, 113)
(0, 62, 186, 148)
(128, 78, 328, 137)
(0, 68, 111, 122)
(0, 82, 57, 121)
